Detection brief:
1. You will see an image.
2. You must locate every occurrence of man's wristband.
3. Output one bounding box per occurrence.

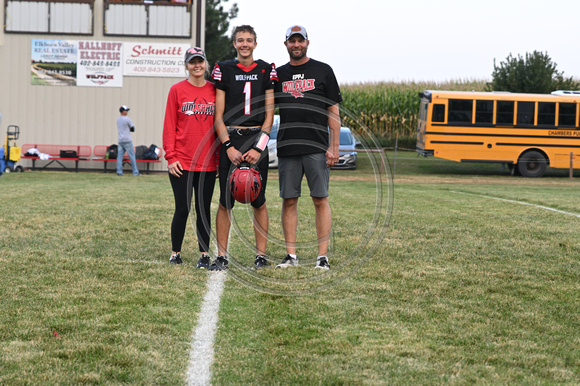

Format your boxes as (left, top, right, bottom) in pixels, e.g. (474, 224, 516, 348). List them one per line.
(223, 140, 233, 149)
(252, 131, 270, 153)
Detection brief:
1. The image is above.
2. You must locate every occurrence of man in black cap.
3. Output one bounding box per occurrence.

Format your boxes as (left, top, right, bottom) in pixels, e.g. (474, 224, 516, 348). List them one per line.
(116, 105, 140, 176)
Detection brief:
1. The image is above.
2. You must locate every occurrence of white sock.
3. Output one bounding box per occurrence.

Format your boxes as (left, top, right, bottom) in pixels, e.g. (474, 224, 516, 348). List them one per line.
(289, 254, 297, 259)
(317, 256, 327, 261)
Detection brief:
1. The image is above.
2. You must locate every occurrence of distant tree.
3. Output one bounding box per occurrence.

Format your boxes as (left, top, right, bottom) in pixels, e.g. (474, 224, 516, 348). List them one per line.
(486, 51, 579, 93)
(204, 0, 238, 66)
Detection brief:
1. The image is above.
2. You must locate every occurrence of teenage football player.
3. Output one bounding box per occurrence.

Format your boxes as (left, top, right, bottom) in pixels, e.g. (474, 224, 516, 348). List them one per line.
(210, 25, 278, 270)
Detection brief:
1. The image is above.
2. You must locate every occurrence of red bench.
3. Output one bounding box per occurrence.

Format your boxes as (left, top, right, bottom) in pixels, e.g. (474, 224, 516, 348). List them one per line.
(93, 145, 164, 175)
(21, 144, 92, 172)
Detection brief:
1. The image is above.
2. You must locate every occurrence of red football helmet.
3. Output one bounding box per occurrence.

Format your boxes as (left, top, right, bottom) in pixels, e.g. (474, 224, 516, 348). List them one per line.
(229, 163, 262, 204)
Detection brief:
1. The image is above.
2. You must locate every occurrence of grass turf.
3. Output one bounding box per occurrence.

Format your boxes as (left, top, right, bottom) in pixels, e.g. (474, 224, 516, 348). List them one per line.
(0, 153, 578, 384)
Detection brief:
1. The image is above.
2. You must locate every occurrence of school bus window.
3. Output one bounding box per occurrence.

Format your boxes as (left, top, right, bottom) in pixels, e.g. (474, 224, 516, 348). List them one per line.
(448, 99, 473, 124)
(475, 100, 493, 124)
(517, 102, 535, 125)
(558, 103, 576, 127)
(432, 104, 445, 123)
(537, 102, 555, 126)
(497, 100, 514, 125)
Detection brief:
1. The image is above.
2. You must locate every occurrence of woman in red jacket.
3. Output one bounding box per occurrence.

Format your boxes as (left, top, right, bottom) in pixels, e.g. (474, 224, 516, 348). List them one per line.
(163, 47, 218, 268)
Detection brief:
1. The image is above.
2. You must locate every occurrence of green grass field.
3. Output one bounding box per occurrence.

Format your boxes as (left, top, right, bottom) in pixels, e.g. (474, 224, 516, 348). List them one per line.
(1, 153, 579, 384)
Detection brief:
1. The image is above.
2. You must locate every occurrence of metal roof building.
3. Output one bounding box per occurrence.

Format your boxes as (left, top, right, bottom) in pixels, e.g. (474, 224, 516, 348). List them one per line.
(0, 0, 205, 172)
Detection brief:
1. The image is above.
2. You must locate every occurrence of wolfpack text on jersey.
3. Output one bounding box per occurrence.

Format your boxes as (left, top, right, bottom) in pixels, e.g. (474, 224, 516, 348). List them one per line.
(211, 59, 277, 127)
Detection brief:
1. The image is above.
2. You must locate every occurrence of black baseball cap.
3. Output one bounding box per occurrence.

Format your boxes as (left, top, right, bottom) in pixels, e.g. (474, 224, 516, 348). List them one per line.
(119, 105, 130, 113)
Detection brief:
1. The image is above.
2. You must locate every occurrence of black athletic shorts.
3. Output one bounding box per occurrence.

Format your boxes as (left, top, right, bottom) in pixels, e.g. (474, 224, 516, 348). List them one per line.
(219, 129, 269, 209)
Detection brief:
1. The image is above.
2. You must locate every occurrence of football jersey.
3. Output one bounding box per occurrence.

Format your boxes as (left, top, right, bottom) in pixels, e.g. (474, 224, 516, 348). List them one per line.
(211, 59, 278, 127)
(275, 58, 342, 156)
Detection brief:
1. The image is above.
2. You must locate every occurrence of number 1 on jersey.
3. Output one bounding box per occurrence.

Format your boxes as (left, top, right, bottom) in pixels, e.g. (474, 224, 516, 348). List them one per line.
(243, 81, 251, 115)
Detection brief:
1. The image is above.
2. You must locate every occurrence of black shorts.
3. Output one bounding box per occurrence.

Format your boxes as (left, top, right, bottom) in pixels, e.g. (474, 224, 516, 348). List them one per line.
(219, 129, 269, 209)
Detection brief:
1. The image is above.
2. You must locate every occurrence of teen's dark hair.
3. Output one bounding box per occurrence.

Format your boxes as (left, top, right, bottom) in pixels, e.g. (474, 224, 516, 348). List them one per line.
(232, 25, 257, 41)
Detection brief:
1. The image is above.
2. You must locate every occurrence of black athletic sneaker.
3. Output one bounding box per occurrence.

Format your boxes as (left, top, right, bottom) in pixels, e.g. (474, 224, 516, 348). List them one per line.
(196, 254, 210, 269)
(276, 254, 299, 268)
(254, 255, 269, 269)
(315, 256, 330, 270)
(209, 255, 229, 271)
(169, 252, 182, 265)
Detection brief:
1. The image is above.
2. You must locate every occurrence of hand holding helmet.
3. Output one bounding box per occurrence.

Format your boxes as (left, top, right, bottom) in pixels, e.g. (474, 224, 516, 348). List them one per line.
(229, 162, 262, 204)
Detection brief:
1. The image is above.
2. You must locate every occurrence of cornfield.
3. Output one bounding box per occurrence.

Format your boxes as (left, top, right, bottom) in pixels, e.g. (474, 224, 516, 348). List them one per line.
(340, 79, 487, 148)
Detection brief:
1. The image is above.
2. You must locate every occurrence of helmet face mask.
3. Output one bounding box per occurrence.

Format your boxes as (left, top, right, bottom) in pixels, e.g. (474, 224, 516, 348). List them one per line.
(229, 163, 261, 204)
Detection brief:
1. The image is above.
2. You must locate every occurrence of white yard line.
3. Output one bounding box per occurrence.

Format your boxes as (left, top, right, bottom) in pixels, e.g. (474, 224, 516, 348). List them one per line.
(451, 191, 580, 218)
(186, 272, 226, 386)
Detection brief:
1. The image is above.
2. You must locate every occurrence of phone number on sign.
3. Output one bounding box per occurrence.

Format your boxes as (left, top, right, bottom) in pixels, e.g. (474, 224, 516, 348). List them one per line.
(131, 67, 181, 74)
(38, 69, 73, 76)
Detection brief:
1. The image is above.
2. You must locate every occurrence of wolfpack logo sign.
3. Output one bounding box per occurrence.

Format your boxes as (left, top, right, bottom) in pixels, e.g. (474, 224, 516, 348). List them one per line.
(86, 72, 115, 85)
(282, 73, 315, 98)
(181, 99, 215, 121)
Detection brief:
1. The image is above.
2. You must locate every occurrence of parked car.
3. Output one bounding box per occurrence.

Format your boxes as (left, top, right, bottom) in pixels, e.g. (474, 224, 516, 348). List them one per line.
(267, 115, 358, 170)
(551, 90, 580, 96)
(332, 127, 359, 170)
(267, 115, 280, 168)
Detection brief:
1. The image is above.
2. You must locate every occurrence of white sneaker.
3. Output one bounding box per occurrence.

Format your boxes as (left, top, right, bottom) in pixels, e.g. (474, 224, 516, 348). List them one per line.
(314, 256, 330, 270)
(276, 254, 299, 268)
(169, 252, 182, 265)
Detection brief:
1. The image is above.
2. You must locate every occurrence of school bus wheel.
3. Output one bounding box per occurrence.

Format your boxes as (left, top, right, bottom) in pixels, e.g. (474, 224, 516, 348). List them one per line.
(517, 150, 547, 178)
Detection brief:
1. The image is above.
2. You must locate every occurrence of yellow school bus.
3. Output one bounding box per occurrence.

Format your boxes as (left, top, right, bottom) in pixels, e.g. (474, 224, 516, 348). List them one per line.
(416, 90, 580, 177)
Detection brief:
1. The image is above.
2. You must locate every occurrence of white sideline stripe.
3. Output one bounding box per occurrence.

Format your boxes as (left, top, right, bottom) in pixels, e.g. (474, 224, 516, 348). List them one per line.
(186, 272, 226, 386)
(451, 191, 580, 218)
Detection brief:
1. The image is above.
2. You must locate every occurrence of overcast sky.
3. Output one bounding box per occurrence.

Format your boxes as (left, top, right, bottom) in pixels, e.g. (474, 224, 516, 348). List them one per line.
(228, 0, 579, 84)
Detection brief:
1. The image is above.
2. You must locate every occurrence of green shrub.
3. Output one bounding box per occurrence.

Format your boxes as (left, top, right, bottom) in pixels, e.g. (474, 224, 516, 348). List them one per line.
(486, 51, 580, 93)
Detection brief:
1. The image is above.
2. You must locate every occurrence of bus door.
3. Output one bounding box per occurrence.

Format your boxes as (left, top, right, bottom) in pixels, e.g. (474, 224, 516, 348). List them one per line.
(416, 99, 430, 155)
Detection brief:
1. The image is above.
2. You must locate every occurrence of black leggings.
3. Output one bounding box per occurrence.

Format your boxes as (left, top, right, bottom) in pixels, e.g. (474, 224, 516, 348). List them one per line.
(169, 170, 216, 253)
